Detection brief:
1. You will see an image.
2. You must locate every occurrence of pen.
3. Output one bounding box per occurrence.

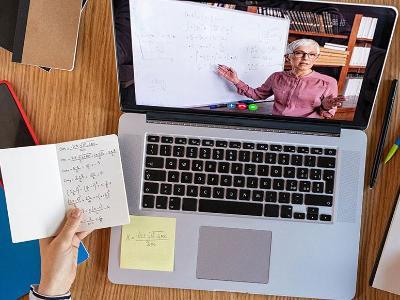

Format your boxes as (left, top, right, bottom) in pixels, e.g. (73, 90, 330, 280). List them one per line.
(369, 79, 398, 188)
(384, 137, 400, 163)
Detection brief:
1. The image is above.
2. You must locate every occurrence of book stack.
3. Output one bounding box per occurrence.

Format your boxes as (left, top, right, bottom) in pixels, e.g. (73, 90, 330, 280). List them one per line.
(342, 76, 363, 108)
(357, 16, 378, 40)
(316, 46, 348, 66)
(349, 47, 371, 67)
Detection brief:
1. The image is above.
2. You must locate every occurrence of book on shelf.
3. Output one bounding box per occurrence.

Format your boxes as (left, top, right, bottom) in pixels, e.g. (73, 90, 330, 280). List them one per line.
(349, 46, 371, 67)
(324, 42, 347, 51)
(357, 16, 378, 39)
(342, 76, 363, 108)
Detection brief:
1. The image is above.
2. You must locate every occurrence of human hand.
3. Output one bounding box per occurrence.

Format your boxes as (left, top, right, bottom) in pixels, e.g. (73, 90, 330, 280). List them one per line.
(321, 95, 346, 110)
(38, 208, 93, 296)
(217, 64, 240, 84)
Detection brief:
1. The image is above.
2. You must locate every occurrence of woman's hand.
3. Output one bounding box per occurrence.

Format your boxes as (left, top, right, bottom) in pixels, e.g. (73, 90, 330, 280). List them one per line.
(38, 208, 92, 296)
(217, 64, 240, 84)
(321, 95, 346, 110)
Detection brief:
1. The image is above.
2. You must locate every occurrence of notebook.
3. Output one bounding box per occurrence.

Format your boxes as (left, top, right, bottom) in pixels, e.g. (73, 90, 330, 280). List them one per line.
(11, 0, 83, 70)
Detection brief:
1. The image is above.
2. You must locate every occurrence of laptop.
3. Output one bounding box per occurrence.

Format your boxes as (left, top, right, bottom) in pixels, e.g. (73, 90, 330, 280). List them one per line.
(108, 0, 397, 298)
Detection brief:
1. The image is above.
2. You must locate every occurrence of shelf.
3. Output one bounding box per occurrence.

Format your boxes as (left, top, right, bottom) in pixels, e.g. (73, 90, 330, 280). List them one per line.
(356, 38, 373, 42)
(289, 30, 348, 39)
(348, 66, 366, 73)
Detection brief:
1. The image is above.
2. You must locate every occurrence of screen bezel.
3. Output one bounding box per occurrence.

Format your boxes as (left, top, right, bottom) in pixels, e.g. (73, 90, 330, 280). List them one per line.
(111, 0, 398, 130)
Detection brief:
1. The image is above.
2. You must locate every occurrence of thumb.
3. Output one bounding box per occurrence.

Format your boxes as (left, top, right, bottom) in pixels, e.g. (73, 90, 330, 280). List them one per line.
(57, 208, 82, 243)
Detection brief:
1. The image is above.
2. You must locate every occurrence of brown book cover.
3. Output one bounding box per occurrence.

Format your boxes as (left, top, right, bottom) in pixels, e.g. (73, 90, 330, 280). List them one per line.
(12, 0, 82, 70)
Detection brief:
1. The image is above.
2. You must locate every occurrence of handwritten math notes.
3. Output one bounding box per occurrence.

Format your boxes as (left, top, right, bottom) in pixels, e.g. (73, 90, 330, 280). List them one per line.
(121, 216, 176, 272)
(0, 135, 129, 243)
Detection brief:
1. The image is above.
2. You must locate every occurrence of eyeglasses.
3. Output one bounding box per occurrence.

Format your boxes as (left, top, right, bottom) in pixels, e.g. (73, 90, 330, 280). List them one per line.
(291, 51, 319, 60)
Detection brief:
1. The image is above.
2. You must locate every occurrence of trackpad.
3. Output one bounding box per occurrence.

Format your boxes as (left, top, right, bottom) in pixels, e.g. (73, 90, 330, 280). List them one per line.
(196, 226, 272, 284)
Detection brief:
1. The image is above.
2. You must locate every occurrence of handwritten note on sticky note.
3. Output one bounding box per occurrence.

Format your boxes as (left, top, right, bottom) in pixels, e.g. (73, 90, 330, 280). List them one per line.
(120, 216, 176, 272)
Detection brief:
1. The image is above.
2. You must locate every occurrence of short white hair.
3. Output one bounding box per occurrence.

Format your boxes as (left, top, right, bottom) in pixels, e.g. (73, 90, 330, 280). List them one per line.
(286, 39, 320, 55)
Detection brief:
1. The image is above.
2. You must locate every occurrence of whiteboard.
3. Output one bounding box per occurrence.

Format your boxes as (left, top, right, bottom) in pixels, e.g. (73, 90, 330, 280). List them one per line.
(130, 0, 290, 108)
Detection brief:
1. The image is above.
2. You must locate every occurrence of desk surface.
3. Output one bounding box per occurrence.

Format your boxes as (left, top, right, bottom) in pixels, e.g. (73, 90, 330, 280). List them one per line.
(0, 0, 398, 299)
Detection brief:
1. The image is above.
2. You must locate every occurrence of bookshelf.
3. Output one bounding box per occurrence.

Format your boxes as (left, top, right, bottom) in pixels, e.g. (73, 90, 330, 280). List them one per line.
(289, 30, 348, 40)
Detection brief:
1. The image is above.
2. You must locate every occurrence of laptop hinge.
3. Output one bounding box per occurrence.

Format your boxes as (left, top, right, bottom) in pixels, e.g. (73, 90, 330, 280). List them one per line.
(147, 112, 341, 137)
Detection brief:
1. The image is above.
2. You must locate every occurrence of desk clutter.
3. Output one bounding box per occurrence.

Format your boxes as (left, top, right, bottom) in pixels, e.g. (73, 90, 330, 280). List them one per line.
(0, 0, 88, 71)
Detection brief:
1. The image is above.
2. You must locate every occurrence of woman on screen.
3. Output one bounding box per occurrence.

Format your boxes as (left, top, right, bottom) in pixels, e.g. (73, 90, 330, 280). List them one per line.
(217, 39, 345, 119)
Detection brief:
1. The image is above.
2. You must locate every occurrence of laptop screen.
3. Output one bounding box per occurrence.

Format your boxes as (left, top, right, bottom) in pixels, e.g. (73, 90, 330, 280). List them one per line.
(113, 0, 397, 128)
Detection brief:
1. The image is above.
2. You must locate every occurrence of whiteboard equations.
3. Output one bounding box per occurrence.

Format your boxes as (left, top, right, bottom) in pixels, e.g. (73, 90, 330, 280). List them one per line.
(130, 0, 290, 108)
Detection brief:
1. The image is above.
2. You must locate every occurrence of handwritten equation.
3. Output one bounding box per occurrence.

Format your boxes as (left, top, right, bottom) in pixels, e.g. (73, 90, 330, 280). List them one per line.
(125, 230, 170, 247)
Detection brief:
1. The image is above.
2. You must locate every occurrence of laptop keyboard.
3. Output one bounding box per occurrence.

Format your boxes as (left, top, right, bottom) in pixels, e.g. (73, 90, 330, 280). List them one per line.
(141, 134, 337, 223)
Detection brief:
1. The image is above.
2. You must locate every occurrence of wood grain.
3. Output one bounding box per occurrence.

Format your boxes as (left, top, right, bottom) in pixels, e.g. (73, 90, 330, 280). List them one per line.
(0, 0, 397, 299)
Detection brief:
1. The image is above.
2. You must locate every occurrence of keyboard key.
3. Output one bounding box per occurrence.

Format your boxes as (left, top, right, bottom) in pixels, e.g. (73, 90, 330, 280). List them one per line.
(168, 171, 179, 182)
(270, 166, 282, 177)
(189, 138, 200, 145)
(310, 169, 322, 180)
(194, 173, 206, 184)
(216, 140, 228, 147)
(296, 168, 308, 179)
(156, 196, 168, 209)
(144, 170, 166, 181)
(312, 182, 324, 193)
(160, 183, 172, 195)
(239, 150, 251, 162)
(200, 186, 212, 198)
(286, 180, 298, 191)
(278, 192, 290, 203)
(278, 153, 290, 165)
(145, 157, 164, 168)
(226, 188, 238, 200)
(317, 157, 336, 168)
(244, 164, 256, 175)
(160, 145, 172, 156)
(218, 162, 230, 173)
(191, 160, 204, 172)
(226, 149, 238, 161)
(325, 180, 334, 194)
(221, 175, 233, 186)
(252, 152, 264, 163)
(146, 144, 158, 155)
(186, 185, 198, 197)
(323, 170, 335, 181)
(265, 191, 277, 202)
(179, 159, 190, 170)
(307, 214, 318, 220)
(283, 145, 295, 153)
(199, 148, 211, 159)
(257, 165, 269, 176)
(320, 214, 332, 221)
(186, 147, 198, 158)
(239, 189, 251, 200)
(231, 163, 243, 174)
(243, 142, 255, 149)
(260, 178, 272, 189)
(264, 204, 279, 217)
(291, 154, 303, 166)
(173, 184, 185, 196)
(291, 193, 303, 204)
(297, 147, 309, 154)
(199, 199, 263, 216)
(147, 135, 160, 143)
(305, 194, 333, 207)
(165, 158, 177, 169)
(182, 198, 197, 211)
(202, 139, 214, 147)
(283, 167, 295, 178)
(229, 141, 241, 149)
(213, 187, 225, 199)
(311, 148, 323, 154)
(175, 137, 187, 144)
(168, 197, 181, 210)
(307, 207, 319, 214)
(304, 155, 316, 167)
(212, 149, 224, 160)
(265, 152, 277, 164)
(299, 181, 311, 192)
(207, 174, 219, 185)
(233, 176, 245, 187)
(273, 179, 284, 190)
(205, 161, 217, 172)
(256, 143, 268, 150)
(324, 148, 336, 156)
(294, 212, 305, 219)
(142, 195, 155, 208)
(161, 136, 173, 143)
(280, 205, 293, 218)
(252, 190, 264, 201)
(270, 145, 282, 151)
(173, 146, 185, 157)
(246, 177, 258, 188)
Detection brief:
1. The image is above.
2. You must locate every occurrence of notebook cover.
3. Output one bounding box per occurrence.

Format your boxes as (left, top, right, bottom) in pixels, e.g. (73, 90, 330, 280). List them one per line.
(12, 0, 82, 70)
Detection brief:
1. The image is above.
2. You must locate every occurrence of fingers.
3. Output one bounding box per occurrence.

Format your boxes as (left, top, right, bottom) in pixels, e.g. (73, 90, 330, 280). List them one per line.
(56, 208, 82, 244)
(76, 230, 94, 241)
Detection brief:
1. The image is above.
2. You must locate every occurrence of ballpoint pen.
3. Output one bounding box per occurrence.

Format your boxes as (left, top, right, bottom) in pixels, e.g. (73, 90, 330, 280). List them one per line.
(384, 137, 400, 163)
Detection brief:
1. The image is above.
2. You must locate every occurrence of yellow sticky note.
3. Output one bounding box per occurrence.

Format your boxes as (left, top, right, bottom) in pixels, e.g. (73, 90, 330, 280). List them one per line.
(120, 215, 176, 271)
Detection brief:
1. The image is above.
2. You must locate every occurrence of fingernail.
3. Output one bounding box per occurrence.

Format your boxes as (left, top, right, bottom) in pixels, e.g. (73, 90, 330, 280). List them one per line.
(71, 208, 81, 218)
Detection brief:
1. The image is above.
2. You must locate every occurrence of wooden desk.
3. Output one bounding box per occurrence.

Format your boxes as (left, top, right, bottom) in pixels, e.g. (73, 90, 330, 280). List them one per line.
(0, 0, 398, 299)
